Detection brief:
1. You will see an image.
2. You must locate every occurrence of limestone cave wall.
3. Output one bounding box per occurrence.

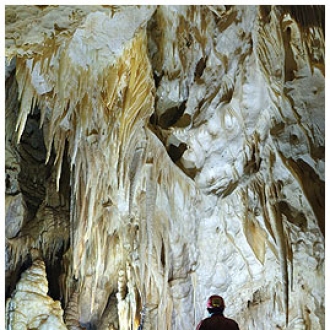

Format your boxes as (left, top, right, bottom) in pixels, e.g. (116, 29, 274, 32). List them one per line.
(5, 5, 325, 330)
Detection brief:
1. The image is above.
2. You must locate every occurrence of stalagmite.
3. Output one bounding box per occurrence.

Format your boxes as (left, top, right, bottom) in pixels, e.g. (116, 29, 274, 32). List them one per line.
(5, 259, 67, 329)
(5, 5, 324, 330)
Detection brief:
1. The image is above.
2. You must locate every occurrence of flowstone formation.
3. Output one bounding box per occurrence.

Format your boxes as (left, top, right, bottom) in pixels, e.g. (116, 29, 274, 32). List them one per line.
(5, 5, 324, 330)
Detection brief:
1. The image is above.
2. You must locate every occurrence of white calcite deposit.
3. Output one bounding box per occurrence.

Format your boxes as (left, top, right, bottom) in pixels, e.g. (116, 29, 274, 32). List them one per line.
(6, 260, 67, 329)
(5, 5, 324, 330)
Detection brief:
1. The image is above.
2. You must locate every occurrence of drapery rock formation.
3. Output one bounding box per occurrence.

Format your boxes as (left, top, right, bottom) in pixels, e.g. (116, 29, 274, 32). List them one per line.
(5, 5, 324, 330)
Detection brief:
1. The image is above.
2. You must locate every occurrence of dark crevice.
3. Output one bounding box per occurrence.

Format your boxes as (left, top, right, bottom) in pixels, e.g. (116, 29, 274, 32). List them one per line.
(80, 322, 97, 330)
(158, 100, 187, 129)
(149, 112, 157, 126)
(148, 99, 197, 179)
(96, 293, 120, 329)
(278, 201, 308, 230)
(259, 5, 272, 23)
(175, 113, 191, 128)
(45, 243, 65, 303)
(167, 143, 187, 163)
(219, 181, 239, 197)
(194, 57, 207, 80)
(243, 144, 261, 175)
(17, 108, 55, 222)
(278, 153, 325, 237)
(282, 26, 297, 83)
(59, 141, 72, 208)
(146, 8, 194, 177)
(153, 70, 164, 89)
(270, 122, 285, 136)
(6, 174, 11, 191)
(160, 240, 166, 268)
(280, 5, 325, 33)
(311, 145, 325, 161)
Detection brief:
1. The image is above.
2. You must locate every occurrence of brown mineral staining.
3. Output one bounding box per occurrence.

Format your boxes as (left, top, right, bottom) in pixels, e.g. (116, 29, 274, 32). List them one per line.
(5, 5, 324, 330)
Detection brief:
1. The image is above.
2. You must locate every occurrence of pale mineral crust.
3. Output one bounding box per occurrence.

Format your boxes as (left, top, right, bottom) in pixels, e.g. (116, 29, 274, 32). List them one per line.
(5, 5, 324, 330)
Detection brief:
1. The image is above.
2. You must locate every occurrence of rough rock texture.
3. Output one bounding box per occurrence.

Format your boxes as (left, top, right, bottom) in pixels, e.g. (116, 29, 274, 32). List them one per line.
(5, 5, 324, 330)
(5, 259, 67, 329)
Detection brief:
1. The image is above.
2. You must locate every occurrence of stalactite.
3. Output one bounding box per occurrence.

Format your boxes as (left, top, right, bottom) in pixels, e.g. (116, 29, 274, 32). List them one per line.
(5, 5, 324, 330)
(128, 141, 147, 216)
(265, 181, 289, 325)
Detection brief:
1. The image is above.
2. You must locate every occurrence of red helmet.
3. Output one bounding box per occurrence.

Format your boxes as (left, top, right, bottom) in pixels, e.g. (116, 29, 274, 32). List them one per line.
(206, 295, 225, 309)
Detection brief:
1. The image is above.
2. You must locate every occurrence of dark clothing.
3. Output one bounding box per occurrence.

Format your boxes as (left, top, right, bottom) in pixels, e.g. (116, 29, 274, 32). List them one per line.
(196, 313, 240, 330)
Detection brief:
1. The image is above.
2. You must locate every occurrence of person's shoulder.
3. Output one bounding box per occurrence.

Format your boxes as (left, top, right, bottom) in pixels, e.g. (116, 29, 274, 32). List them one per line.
(224, 317, 240, 329)
(195, 318, 207, 330)
(226, 317, 238, 323)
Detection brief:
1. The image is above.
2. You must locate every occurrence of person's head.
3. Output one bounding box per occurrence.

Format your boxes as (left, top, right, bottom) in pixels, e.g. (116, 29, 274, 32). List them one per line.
(206, 295, 225, 314)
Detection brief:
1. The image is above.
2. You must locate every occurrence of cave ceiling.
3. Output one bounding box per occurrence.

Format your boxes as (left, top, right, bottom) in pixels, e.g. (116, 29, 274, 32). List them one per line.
(4, 5, 325, 330)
